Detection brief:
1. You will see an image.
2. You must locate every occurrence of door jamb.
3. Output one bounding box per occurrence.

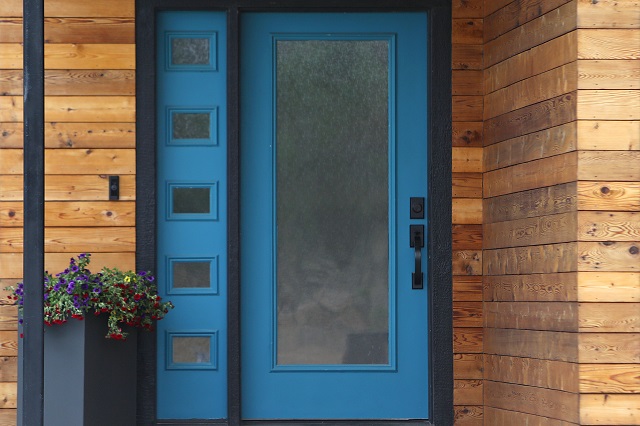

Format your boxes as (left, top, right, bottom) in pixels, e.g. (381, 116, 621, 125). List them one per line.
(135, 1, 452, 425)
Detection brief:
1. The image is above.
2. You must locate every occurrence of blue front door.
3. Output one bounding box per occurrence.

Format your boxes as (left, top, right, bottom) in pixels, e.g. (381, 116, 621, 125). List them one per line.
(240, 12, 429, 420)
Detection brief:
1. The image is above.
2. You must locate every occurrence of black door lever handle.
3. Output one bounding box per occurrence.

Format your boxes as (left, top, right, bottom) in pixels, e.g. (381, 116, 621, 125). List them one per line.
(410, 225, 424, 289)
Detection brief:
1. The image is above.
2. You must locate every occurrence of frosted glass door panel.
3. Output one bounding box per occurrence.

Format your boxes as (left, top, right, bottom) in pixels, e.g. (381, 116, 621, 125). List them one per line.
(275, 40, 390, 365)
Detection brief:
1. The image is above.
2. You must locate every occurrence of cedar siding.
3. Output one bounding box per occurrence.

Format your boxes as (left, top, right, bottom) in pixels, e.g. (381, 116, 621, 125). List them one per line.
(1, 0, 639, 424)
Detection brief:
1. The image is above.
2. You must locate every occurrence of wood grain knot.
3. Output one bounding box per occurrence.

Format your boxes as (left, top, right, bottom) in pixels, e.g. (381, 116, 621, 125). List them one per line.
(629, 246, 639, 255)
(601, 186, 610, 194)
(7, 211, 15, 218)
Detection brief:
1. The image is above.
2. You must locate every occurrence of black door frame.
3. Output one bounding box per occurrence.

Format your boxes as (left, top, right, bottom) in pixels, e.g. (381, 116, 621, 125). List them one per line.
(135, 1, 452, 425)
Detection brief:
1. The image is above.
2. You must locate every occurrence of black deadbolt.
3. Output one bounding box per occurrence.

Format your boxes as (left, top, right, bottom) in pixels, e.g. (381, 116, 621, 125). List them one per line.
(410, 197, 424, 219)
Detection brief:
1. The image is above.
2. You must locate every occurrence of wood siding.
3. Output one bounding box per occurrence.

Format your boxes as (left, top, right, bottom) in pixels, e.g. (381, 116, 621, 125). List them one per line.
(452, 0, 485, 424)
(484, 0, 640, 425)
(0, 0, 136, 422)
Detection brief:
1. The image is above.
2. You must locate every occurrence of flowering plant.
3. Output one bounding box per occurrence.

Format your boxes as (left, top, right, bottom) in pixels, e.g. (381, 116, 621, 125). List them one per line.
(7, 253, 173, 340)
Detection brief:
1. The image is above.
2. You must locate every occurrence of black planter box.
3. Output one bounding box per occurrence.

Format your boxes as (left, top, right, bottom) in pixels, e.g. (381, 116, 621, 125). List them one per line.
(44, 315, 137, 426)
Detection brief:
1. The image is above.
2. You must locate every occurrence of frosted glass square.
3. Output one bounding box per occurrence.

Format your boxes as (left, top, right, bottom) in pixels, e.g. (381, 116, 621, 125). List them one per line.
(173, 261, 210, 289)
(171, 38, 210, 65)
(172, 187, 210, 214)
(172, 112, 210, 139)
(172, 337, 210, 364)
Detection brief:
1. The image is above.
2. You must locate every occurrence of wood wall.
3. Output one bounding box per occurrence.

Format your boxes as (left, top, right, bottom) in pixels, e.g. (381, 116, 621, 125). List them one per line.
(483, 0, 639, 424)
(0, 0, 136, 424)
(452, 0, 485, 424)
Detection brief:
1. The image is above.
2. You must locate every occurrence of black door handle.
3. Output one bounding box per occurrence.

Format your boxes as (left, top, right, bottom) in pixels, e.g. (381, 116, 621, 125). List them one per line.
(410, 225, 424, 289)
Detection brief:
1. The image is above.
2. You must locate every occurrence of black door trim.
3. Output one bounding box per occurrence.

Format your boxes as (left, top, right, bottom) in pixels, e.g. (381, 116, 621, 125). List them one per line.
(135, 1, 452, 425)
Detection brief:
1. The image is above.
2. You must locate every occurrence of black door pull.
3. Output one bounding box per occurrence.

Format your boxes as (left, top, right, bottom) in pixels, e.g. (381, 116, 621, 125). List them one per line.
(410, 225, 424, 289)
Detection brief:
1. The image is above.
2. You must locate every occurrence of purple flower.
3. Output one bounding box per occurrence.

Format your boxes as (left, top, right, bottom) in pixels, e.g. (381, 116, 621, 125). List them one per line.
(53, 284, 61, 292)
(44, 293, 49, 301)
(79, 253, 86, 259)
(59, 278, 66, 285)
(138, 271, 147, 276)
(71, 265, 79, 272)
(93, 287, 102, 294)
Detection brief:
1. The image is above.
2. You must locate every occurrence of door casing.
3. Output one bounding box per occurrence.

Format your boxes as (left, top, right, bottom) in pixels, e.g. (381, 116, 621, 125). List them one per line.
(135, 1, 453, 425)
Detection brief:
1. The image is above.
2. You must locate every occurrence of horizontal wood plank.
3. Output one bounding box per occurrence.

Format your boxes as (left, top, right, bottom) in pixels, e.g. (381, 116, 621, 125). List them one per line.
(452, 44, 483, 70)
(44, 0, 134, 17)
(484, 243, 578, 275)
(484, 1, 577, 68)
(0, 332, 17, 357)
(484, 0, 572, 42)
(485, 328, 579, 362)
(484, 273, 578, 302)
(0, 307, 17, 331)
(454, 353, 484, 379)
(0, 97, 22, 122)
(452, 224, 483, 250)
(1, 201, 135, 227)
(484, 380, 579, 422)
(0, 44, 22, 69)
(484, 62, 578, 120)
(45, 96, 135, 122)
(578, 60, 640, 90)
(452, 122, 484, 147)
(453, 405, 483, 426)
(44, 70, 135, 96)
(578, 272, 640, 302)
(484, 182, 577, 224)
(45, 18, 135, 44)
(452, 95, 484, 122)
(0, 253, 136, 280)
(484, 406, 579, 426)
(484, 212, 577, 249)
(484, 122, 577, 172)
(2, 122, 137, 149)
(485, 354, 579, 392)
(579, 302, 640, 332)
(578, 29, 640, 59)
(44, 44, 135, 69)
(484, 32, 577, 94)
(0, 357, 17, 382)
(484, 92, 578, 146)
(0, 227, 135, 253)
(452, 19, 484, 44)
(454, 379, 483, 405)
(0, 383, 16, 409)
(577, 120, 640, 150)
(0, 175, 135, 201)
(454, 327, 484, 353)
(0, 19, 21, 43)
(579, 333, 640, 363)
(452, 147, 483, 173)
(452, 0, 484, 18)
(577, 181, 640, 211)
(454, 301, 483, 327)
(0, 0, 21, 17)
(0, 70, 21, 96)
(453, 276, 483, 301)
(453, 198, 483, 224)
(452, 173, 483, 198)
(578, 90, 640, 120)
(577, 241, 640, 272)
(484, 0, 515, 17)
(577, 0, 640, 29)
(452, 70, 483, 95)
(453, 250, 483, 276)
(578, 211, 640, 241)
(485, 301, 578, 332)
(0, 149, 22, 174)
(579, 364, 640, 393)
(580, 394, 640, 425)
(45, 149, 135, 174)
(483, 151, 578, 198)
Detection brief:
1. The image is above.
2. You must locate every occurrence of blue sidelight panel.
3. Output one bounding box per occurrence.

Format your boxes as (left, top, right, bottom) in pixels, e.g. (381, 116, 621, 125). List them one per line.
(156, 11, 227, 420)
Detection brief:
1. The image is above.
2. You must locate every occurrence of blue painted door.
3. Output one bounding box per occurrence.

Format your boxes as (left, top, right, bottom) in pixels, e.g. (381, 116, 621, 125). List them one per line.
(241, 13, 429, 420)
(156, 11, 228, 420)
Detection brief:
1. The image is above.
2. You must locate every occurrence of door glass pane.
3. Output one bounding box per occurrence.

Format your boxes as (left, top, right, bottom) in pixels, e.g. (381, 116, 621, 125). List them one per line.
(173, 261, 210, 288)
(172, 187, 210, 214)
(172, 336, 211, 363)
(275, 40, 389, 365)
(171, 37, 210, 65)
